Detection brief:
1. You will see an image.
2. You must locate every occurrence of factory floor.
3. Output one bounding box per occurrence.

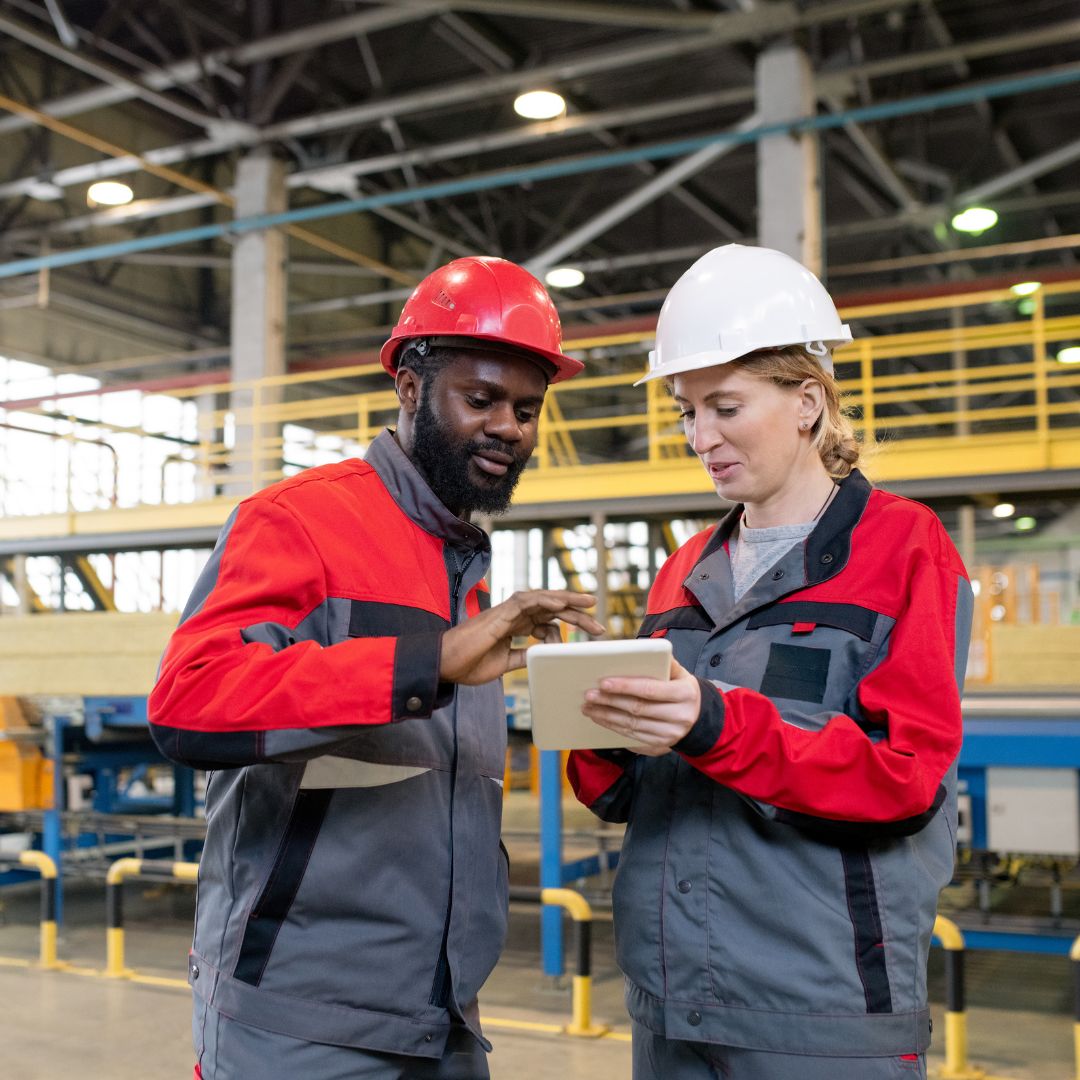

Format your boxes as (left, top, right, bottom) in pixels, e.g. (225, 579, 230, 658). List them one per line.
(0, 794, 1074, 1080)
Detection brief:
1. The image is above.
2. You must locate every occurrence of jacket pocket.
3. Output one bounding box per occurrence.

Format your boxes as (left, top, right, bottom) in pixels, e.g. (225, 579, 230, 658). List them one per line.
(840, 847, 893, 1014)
(232, 788, 333, 987)
(746, 601, 883, 711)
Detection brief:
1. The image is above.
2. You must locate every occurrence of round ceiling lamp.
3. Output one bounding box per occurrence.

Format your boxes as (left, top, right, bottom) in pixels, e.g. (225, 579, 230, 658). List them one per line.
(514, 90, 566, 120)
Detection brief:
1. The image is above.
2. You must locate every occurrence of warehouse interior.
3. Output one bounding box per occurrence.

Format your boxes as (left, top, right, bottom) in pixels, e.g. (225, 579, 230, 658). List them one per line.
(2, 0, 1080, 1076)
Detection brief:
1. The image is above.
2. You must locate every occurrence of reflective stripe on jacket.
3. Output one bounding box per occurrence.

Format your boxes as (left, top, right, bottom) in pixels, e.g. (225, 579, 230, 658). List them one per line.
(569, 470, 973, 1056)
(149, 430, 508, 1058)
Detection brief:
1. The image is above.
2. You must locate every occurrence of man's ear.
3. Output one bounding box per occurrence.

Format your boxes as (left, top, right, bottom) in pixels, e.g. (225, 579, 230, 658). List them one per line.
(395, 367, 422, 415)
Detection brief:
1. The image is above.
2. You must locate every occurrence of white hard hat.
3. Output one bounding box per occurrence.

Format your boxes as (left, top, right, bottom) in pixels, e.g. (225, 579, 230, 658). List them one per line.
(636, 244, 852, 385)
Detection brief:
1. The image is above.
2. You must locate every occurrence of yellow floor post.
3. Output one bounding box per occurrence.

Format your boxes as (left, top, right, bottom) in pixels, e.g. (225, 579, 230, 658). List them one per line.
(934, 915, 985, 1079)
(105, 858, 141, 978)
(1070, 934, 1080, 1080)
(18, 850, 59, 969)
(541, 887, 608, 1037)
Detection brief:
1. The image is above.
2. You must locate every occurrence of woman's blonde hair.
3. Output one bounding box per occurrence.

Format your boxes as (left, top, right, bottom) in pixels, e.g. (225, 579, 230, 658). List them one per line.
(732, 345, 861, 478)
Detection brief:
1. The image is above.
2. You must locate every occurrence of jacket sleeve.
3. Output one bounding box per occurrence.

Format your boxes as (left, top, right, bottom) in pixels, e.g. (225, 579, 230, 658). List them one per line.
(567, 748, 636, 822)
(148, 497, 449, 769)
(673, 555, 972, 834)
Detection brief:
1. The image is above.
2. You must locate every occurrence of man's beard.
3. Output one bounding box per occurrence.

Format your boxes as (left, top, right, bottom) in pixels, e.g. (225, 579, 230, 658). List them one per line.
(411, 385, 530, 515)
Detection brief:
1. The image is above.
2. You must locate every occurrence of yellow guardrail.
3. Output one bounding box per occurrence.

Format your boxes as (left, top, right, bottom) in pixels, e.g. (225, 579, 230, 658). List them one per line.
(933, 915, 986, 1080)
(1070, 934, 1080, 1080)
(509, 885, 608, 1037)
(3, 279, 1080, 518)
(106, 857, 199, 979)
(15, 850, 60, 969)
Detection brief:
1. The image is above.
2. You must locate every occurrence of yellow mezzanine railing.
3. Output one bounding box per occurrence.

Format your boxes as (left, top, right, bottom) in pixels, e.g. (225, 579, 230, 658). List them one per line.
(2, 280, 1080, 526)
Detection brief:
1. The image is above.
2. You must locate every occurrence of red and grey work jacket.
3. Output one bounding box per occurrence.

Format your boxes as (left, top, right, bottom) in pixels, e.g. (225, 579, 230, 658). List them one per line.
(569, 470, 972, 1058)
(149, 429, 507, 1059)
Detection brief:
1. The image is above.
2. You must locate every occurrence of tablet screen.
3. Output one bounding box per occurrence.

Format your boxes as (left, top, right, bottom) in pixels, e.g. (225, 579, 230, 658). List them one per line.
(526, 639, 672, 751)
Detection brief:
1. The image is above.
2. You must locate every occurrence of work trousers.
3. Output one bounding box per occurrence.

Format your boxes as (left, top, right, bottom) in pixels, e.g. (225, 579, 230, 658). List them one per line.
(631, 1023, 927, 1080)
(194, 1000, 490, 1080)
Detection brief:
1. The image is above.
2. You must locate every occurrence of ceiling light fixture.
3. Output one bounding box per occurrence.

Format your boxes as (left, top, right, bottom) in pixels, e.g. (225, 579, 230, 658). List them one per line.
(991, 502, 1015, 519)
(1057, 346, 1080, 365)
(87, 180, 133, 207)
(1010, 281, 1041, 297)
(950, 206, 998, 235)
(514, 90, 566, 120)
(544, 266, 585, 289)
(1015, 516, 1037, 532)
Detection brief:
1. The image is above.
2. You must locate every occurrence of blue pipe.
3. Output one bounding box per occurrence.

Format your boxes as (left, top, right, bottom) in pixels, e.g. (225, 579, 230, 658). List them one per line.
(3, 63, 1080, 281)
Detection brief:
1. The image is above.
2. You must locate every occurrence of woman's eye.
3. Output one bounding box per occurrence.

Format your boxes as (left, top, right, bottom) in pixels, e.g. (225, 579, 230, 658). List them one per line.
(715, 407, 738, 417)
(679, 410, 694, 421)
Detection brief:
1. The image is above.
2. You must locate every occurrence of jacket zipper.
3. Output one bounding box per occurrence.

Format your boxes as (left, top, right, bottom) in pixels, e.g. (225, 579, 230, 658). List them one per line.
(430, 546, 478, 1007)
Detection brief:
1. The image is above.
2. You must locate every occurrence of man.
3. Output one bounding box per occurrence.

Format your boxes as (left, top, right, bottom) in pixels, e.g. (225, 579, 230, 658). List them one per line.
(149, 256, 603, 1079)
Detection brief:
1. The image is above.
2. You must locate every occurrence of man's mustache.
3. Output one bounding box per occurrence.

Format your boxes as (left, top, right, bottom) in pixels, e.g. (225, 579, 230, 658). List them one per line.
(466, 438, 529, 468)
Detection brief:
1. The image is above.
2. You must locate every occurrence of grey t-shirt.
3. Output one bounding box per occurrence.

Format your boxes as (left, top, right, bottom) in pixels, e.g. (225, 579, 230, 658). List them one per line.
(730, 518, 817, 600)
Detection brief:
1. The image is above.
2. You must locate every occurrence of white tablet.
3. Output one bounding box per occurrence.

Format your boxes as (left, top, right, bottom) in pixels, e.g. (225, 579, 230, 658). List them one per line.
(526, 638, 673, 751)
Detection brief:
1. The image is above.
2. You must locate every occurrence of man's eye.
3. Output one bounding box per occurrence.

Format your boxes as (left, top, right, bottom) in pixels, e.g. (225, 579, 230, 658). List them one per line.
(516, 409, 538, 423)
(466, 396, 490, 409)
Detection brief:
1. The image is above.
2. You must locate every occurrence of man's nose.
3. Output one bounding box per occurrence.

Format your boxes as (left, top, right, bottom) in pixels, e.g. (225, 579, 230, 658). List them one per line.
(484, 402, 523, 443)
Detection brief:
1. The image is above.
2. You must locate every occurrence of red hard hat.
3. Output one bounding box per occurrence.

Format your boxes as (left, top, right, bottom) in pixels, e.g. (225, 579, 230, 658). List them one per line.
(380, 256, 584, 383)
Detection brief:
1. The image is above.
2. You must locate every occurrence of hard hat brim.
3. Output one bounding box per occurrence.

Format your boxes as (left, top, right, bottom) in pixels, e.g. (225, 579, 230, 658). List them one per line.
(633, 333, 851, 386)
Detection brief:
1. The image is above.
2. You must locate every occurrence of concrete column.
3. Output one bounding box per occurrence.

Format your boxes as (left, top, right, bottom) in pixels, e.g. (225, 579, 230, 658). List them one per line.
(755, 42, 822, 275)
(513, 529, 530, 591)
(230, 148, 287, 494)
(12, 554, 30, 615)
(958, 504, 976, 573)
(591, 512, 609, 630)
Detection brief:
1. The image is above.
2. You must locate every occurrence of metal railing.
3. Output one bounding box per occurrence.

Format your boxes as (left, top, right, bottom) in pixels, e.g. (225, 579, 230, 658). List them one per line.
(508, 885, 608, 1037)
(933, 914, 986, 1080)
(4, 280, 1080, 517)
(105, 857, 199, 979)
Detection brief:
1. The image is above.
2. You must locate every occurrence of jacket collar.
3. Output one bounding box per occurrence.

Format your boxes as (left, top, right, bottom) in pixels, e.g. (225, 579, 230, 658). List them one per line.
(804, 468, 872, 584)
(698, 468, 872, 578)
(686, 468, 873, 630)
(364, 429, 489, 552)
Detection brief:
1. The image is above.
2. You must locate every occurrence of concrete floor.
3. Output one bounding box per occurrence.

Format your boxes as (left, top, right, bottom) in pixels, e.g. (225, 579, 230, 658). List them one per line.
(0, 795, 1075, 1079)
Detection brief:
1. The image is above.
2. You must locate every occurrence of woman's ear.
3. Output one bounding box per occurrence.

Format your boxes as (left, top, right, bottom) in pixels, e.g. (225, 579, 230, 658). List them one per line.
(797, 378, 825, 431)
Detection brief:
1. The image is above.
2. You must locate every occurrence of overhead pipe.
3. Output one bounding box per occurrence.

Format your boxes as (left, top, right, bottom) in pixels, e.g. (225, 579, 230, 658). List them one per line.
(4, 61, 1080, 283)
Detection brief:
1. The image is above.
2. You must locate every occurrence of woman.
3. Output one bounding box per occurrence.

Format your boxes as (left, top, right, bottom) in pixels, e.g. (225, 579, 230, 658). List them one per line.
(569, 244, 972, 1080)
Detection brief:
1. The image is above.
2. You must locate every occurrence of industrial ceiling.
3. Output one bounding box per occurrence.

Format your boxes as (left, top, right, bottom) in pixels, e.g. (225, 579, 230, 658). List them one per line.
(0, 0, 1079, 382)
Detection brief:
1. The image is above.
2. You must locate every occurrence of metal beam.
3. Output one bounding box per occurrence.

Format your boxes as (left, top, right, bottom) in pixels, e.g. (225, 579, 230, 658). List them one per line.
(0, 12, 227, 133)
(1, 16, 1073, 205)
(0, 5, 440, 137)
(352, 0, 912, 33)
(957, 135, 1080, 205)
(6, 63, 1080, 281)
(526, 114, 759, 273)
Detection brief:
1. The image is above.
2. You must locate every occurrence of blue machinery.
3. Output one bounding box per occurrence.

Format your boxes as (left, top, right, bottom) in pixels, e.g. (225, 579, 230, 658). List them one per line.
(0, 696, 197, 923)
